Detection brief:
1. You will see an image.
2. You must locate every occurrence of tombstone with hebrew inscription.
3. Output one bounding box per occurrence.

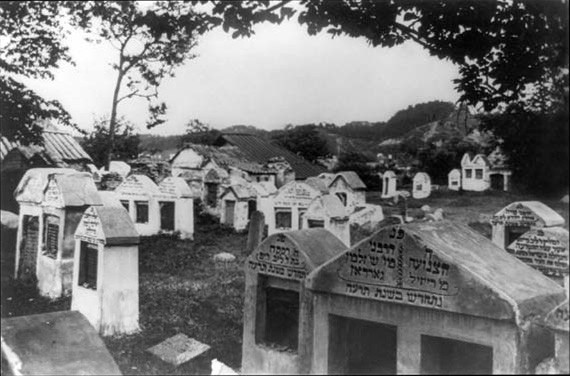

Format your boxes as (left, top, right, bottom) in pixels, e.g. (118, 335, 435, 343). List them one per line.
(491, 201, 565, 250)
(507, 227, 569, 285)
(242, 228, 347, 375)
(305, 220, 567, 375)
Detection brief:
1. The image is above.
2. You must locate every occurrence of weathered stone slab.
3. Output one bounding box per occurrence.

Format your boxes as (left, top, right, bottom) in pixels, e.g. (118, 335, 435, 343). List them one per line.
(246, 211, 265, 254)
(1, 311, 121, 375)
(147, 333, 210, 366)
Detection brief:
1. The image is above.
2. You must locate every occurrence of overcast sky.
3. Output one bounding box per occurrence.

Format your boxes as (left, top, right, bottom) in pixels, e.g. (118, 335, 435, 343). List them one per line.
(25, 18, 461, 136)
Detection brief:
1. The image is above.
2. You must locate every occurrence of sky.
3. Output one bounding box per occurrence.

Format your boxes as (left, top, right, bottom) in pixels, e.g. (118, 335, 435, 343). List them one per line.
(25, 18, 461, 136)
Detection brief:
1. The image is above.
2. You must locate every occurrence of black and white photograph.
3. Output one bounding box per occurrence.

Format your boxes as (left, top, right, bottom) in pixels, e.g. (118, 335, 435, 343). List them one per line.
(0, 1, 568, 375)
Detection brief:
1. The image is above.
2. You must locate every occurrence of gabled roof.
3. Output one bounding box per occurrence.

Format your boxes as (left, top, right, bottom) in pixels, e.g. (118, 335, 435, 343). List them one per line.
(222, 184, 258, 200)
(14, 168, 76, 204)
(330, 171, 367, 190)
(250, 181, 277, 196)
(158, 177, 193, 198)
(47, 172, 102, 207)
(216, 133, 325, 179)
(92, 206, 139, 245)
(115, 174, 161, 197)
(1, 127, 92, 165)
(306, 194, 348, 219)
(305, 177, 330, 194)
(493, 201, 565, 228)
(307, 221, 566, 323)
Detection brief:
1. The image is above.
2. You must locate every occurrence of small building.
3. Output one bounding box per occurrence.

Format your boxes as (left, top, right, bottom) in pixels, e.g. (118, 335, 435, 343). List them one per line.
(328, 171, 367, 213)
(381, 170, 397, 199)
(35, 172, 102, 299)
(491, 201, 565, 250)
(178, 169, 203, 199)
(268, 181, 322, 235)
(115, 174, 161, 236)
(306, 221, 566, 374)
(13, 168, 76, 282)
(250, 181, 278, 222)
(241, 229, 347, 374)
(303, 195, 350, 246)
(461, 153, 490, 191)
(412, 172, 431, 199)
(448, 169, 461, 191)
(72, 205, 140, 336)
(506, 226, 569, 285)
(157, 177, 195, 239)
(220, 184, 258, 232)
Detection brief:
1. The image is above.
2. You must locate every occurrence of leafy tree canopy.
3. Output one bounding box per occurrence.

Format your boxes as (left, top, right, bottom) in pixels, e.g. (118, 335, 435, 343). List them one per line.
(81, 117, 140, 167)
(181, 119, 221, 145)
(271, 124, 330, 162)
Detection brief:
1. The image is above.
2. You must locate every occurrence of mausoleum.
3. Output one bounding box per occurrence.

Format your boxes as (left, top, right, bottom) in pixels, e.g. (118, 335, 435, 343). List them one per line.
(14, 168, 75, 282)
(241, 229, 347, 374)
(115, 174, 161, 236)
(72, 205, 140, 336)
(157, 177, 194, 239)
(412, 172, 431, 199)
(305, 221, 566, 374)
(448, 169, 461, 191)
(491, 201, 565, 250)
(303, 195, 350, 246)
(268, 181, 322, 235)
(220, 184, 258, 231)
(381, 170, 397, 199)
(328, 171, 366, 213)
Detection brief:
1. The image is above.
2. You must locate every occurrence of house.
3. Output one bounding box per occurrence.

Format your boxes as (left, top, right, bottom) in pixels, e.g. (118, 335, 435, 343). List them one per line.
(491, 201, 565, 250)
(1, 125, 92, 212)
(214, 133, 325, 180)
(220, 184, 259, 232)
(268, 181, 322, 235)
(448, 169, 461, 191)
(461, 151, 512, 192)
(115, 174, 162, 236)
(305, 221, 566, 374)
(328, 171, 366, 213)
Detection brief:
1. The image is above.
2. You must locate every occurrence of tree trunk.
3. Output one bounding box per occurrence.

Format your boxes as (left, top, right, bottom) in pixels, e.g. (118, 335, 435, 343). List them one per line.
(106, 67, 124, 171)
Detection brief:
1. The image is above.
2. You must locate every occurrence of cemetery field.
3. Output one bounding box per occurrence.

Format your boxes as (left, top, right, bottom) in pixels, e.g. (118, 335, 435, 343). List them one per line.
(1, 190, 568, 375)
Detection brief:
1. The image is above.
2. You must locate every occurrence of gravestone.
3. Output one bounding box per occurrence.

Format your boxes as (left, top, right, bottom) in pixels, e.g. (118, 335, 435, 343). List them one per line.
(506, 227, 569, 283)
(448, 169, 461, 191)
(381, 171, 397, 199)
(412, 172, 431, 199)
(147, 333, 210, 367)
(246, 211, 265, 254)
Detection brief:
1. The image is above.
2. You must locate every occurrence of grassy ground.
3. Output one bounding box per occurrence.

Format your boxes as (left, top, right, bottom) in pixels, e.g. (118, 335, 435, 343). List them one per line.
(1, 190, 568, 375)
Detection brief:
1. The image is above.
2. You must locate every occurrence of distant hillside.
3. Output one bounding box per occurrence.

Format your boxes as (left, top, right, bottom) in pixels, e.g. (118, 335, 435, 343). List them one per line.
(222, 124, 268, 136)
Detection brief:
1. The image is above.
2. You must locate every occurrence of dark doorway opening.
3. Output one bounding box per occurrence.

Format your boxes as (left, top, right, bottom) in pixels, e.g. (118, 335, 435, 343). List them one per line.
(308, 219, 325, 228)
(160, 201, 175, 231)
(18, 215, 39, 281)
(490, 174, 504, 190)
(248, 200, 257, 220)
(420, 335, 493, 375)
(258, 286, 300, 352)
(225, 201, 235, 226)
(328, 315, 397, 375)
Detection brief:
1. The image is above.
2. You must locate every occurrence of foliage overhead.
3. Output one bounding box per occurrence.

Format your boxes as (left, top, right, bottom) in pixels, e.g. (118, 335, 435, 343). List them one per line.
(0, 2, 78, 145)
(271, 124, 330, 162)
(197, 0, 568, 112)
(81, 117, 140, 168)
(182, 118, 221, 146)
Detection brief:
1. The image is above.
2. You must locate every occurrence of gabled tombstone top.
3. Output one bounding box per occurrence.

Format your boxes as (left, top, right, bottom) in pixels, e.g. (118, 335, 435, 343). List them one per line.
(448, 168, 461, 178)
(307, 221, 566, 323)
(329, 171, 367, 190)
(75, 206, 139, 246)
(542, 299, 569, 333)
(14, 168, 76, 204)
(115, 174, 161, 199)
(306, 194, 348, 220)
(491, 201, 565, 228)
(158, 177, 193, 199)
(413, 172, 431, 184)
(247, 229, 348, 281)
(273, 181, 321, 208)
(43, 172, 101, 208)
(383, 170, 396, 179)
